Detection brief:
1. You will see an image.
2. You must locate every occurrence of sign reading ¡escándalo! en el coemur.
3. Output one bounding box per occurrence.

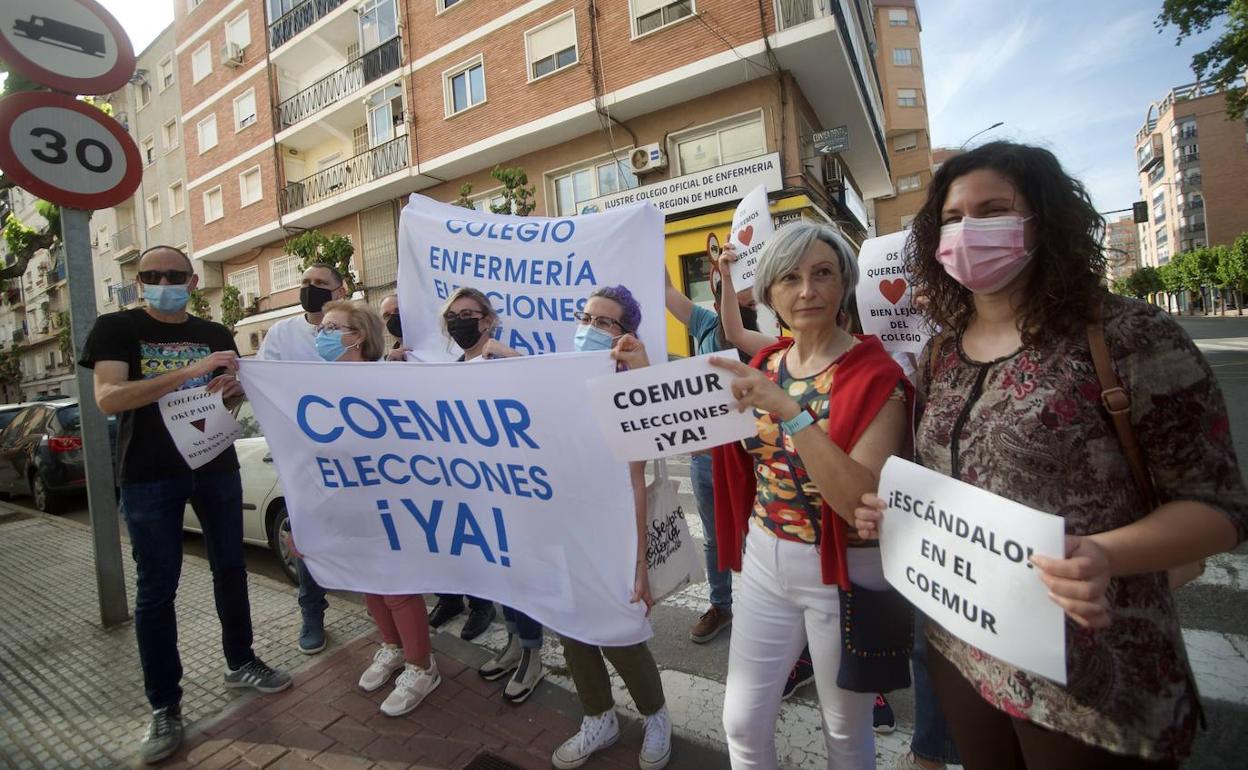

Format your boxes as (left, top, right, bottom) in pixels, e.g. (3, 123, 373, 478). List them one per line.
(579, 153, 783, 217)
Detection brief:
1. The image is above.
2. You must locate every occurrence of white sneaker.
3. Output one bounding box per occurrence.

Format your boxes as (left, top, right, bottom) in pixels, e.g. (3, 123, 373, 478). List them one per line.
(479, 634, 522, 681)
(639, 705, 672, 769)
(380, 661, 441, 717)
(358, 644, 405, 692)
(891, 752, 945, 770)
(502, 648, 545, 704)
(552, 710, 620, 769)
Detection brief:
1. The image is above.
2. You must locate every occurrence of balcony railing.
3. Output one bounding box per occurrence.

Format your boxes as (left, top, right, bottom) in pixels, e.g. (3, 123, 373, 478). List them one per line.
(277, 36, 402, 129)
(1183, 221, 1207, 234)
(109, 282, 140, 307)
(112, 224, 139, 256)
(279, 135, 409, 215)
(269, 0, 347, 51)
(1177, 152, 1200, 166)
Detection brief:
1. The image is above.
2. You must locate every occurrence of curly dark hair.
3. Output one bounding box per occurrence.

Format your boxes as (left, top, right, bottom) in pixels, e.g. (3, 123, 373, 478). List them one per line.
(906, 141, 1108, 345)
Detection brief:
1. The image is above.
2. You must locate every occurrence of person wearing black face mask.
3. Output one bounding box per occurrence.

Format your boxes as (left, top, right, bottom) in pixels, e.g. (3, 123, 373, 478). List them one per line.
(256, 262, 347, 657)
(379, 294, 412, 362)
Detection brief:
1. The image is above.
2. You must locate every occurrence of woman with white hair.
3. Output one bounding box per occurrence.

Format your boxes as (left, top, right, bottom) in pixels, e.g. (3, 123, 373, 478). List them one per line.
(709, 222, 912, 769)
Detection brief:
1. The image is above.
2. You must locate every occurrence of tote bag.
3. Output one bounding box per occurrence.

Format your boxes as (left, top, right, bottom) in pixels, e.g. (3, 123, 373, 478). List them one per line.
(645, 459, 704, 603)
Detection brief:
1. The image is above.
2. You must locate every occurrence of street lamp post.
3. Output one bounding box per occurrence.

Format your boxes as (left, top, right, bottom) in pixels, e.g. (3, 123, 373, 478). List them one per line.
(960, 122, 1005, 149)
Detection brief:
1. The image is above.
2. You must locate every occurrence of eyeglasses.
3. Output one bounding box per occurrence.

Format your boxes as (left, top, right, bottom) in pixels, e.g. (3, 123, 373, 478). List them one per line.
(443, 309, 485, 322)
(138, 270, 191, 285)
(316, 323, 356, 334)
(573, 311, 626, 333)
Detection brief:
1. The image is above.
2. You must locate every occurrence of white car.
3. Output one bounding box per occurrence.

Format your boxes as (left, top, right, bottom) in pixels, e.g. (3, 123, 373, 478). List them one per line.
(182, 401, 297, 584)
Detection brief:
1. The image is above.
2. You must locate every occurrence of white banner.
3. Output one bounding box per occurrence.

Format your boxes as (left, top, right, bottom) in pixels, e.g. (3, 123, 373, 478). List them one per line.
(586, 351, 756, 461)
(237, 354, 651, 647)
(158, 386, 244, 470)
(727, 184, 775, 292)
(855, 230, 931, 355)
(878, 457, 1068, 684)
(397, 194, 666, 362)
(580, 152, 783, 217)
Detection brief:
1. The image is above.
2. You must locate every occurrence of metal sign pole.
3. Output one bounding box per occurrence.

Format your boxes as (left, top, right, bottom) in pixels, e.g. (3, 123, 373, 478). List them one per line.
(62, 207, 129, 627)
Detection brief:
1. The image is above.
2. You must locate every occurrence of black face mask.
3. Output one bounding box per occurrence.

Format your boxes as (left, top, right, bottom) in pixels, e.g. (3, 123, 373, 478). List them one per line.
(385, 314, 403, 338)
(447, 317, 483, 350)
(300, 284, 334, 313)
(739, 303, 759, 332)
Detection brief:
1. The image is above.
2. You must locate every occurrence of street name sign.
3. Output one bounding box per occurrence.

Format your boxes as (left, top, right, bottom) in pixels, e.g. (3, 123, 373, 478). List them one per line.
(813, 125, 849, 155)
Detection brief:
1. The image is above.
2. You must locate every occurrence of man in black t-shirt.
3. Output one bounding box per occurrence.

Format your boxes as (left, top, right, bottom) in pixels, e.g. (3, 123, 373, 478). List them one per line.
(79, 246, 291, 764)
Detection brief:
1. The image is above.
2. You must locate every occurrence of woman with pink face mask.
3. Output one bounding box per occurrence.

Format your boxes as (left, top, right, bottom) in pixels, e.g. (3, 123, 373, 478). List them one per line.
(854, 142, 1248, 770)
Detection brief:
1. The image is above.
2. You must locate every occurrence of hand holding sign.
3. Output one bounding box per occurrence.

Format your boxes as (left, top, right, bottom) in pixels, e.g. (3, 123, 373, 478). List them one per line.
(708, 355, 797, 419)
(1032, 537, 1112, 630)
(727, 184, 775, 292)
(158, 386, 245, 470)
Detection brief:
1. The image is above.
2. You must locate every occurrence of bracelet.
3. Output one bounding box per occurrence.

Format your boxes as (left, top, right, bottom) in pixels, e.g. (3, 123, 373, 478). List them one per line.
(780, 405, 816, 435)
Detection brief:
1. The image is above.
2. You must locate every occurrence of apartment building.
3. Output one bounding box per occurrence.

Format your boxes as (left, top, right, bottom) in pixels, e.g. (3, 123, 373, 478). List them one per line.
(1104, 214, 1141, 282)
(1134, 79, 1248, 268)
(870, 0, 932, 234)
(175, 0, 891, 356)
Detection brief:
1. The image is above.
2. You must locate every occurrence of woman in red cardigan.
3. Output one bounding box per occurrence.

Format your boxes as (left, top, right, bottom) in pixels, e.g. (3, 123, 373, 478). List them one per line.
(709, 221, 910, 770)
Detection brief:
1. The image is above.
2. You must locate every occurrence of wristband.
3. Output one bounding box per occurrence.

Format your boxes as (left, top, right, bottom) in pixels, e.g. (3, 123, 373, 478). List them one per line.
(780, 406, 815, 435)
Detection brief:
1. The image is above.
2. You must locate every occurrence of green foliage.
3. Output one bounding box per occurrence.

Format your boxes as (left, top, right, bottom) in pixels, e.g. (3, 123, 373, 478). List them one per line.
(489, 166, 535, 216)
(453, 184, 475, 209)
(284, 231, 357, 294)
(190, 289, 212, 320)
(54, 311, 72, 361)
(220, 285, 244, 331)
(1158, 0, 1248, 120)
(1158, 259, 1185, 294)
(1, 204, 58, 280)
(1115, 266, 1164, 298)
(0, 347, 23, 393)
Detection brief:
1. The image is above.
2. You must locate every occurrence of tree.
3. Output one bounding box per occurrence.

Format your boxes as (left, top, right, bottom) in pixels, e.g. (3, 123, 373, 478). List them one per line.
(1218, 233, 1248, 314)
(220, 285, 244, 332)
(1117, 266, 1163, 299)
(1158, 258, 1186, 313)
(1, 201, 60, 280)
(1157, 1, 1248, 120)
(0, 347, 23, 402)
(189, 289, 213, 320)
(452, 184, 475, 210)
(54, 311, 72, 362)
(284, 230, 357, 294)
(489, 166, 535, 216)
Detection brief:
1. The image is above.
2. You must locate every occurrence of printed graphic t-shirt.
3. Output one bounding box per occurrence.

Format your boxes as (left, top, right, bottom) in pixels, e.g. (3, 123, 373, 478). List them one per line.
(79, 308, 240, 483)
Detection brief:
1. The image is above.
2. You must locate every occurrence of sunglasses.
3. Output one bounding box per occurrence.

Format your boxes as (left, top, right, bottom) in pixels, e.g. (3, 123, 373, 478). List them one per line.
(138, 270, 191, 285)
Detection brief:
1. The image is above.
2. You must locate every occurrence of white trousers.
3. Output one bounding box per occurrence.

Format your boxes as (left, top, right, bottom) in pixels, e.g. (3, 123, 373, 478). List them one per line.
(723, 524, 888, 770)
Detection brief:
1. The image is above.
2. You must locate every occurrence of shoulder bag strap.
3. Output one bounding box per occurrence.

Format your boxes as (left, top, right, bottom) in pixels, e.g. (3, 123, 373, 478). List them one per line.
(1086, 319, 1158, 510)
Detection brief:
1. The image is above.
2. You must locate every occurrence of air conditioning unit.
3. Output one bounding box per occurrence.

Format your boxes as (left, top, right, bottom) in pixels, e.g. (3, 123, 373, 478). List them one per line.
(243, 292, 258, 307)
(629, 144, 668, 175)
(221, 42, 244, 68)
(822, 156, 844, 193)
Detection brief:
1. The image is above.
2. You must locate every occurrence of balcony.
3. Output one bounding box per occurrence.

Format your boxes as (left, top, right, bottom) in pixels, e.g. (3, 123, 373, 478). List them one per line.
(109, 282, 140, 307)
(277, 36, 401, 129)
(1180, 173, 1203, 189)
(1182, 200, 1205, 213)
(1137, 134, 1163, 172)
(112, 224, 140, 262)
(269, 0, 348, 51)
(1183, 221, 1207, 235)
(11, 328, 25, 344)
(778, 0, 832, 30)
(1177, 152, 1200, 167)
(279, 135, 409, 215)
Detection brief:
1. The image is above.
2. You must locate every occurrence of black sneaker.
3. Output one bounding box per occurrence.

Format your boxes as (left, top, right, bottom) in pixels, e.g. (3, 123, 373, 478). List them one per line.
(139, 705, 183, 764)
(460, 602, 496, 641)
(224, 658, 293, 694)
(428, 597, 466, 629)
(781, 652, 815, 700)
(873, 694, 896, 734)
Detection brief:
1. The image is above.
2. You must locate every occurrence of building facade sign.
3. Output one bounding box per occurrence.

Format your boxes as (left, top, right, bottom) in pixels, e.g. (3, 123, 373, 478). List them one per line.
(580, 153, 782, 217)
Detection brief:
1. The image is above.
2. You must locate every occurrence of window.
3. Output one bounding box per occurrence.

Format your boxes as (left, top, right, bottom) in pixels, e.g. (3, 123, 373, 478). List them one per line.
(239, 166, 262, 207)
(897, 88, 919, 107)
(366, 84, 404, 146)
(892, 48, 915, 66)
(438, 0, 463, 10)
(162, 118, 179, 151)
(268, 0, 299, 21)
(551, 155, 638, 216)
(226, 11, 251, 49)
(445, 57, 486, 116)
(675, 115, 765, 174)
(136, 80, 152, 109)
(158, 57, 175, 91)
(472, 192, 508, 213)
(527, 12, 578, 81)
(192, 42, 211, 83)
(888, 8, 908, 25)
(270, 254, 301, 292)
(145, 194, 162, 226)
(632, 0, 694, 37)
(169, 181, 185, 214)
(188, 0, 204, 10)
(227, 266, 260, 300)
(197, 114, 218, 152)
(359, 0, 397, 51)
(892, 132, 918, 152)
(898, 174, 922, 193)
(140, 136, 155, 166)
(203, 186, 224, 223)
(234, 89, 257, 131)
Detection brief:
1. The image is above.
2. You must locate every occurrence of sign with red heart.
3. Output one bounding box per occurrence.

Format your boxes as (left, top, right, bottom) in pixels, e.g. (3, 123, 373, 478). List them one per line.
(880, 278, 907, 305)
(728, 184, 775, 292)
(854, 230, 934, 356)
(737, 225, 754, 247)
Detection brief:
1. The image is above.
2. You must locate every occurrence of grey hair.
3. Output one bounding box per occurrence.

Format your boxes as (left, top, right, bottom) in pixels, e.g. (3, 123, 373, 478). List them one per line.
(754, 222, 860, 315)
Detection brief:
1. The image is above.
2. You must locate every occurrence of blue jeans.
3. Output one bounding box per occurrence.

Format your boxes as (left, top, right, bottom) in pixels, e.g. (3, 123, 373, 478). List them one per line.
(912, 614, 960, 764)
(502, 606, 543, 649)
(121, 469, 254, 710)
(690, 453, 731, 609)
(297, 557, 327, 620)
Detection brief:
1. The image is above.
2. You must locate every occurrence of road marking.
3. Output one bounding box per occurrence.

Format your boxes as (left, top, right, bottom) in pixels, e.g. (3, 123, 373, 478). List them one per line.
(1192, 552, 1248, 591)
(1193, 337, 1248, 352)
(1184, 628, 1248, 706)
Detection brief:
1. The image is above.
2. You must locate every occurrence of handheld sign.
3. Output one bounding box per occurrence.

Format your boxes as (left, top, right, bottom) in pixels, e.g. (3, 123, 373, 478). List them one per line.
(727, 184, 775, 292)
(158, 387, 245, 470)
(0, 0, 136, 95)
(855, 230, 932, 355)
(0, 90, 142, 209)
(586, 351, 756, 461)
(878, 457, 1067, 684)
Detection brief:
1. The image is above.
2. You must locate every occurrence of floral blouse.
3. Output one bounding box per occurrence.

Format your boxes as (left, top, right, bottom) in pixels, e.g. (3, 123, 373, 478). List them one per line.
(917, 294, 1248, 761)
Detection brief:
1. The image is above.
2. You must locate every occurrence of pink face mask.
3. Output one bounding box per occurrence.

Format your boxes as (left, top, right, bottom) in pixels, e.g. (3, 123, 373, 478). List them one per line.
(936, 215, 1034, 294)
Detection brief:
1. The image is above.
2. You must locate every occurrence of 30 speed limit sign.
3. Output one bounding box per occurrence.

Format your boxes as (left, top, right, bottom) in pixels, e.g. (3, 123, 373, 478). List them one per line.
(0, 90, 141, 209)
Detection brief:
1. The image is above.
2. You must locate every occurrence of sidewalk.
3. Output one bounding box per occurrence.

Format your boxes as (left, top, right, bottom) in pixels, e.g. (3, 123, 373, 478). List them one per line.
(0, 505, 724, 769)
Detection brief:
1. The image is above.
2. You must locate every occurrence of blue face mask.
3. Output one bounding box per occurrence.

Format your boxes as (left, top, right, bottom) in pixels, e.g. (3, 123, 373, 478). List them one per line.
(573, 324, 616, 352)
(144, 284, 190, 313)
(315, 329, 348, 361)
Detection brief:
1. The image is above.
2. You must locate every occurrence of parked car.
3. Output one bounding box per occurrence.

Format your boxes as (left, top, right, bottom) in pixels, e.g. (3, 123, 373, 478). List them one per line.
(0, 400, 117, 512)
(0, 402, 37, 432)
(182, 401, 297, 584)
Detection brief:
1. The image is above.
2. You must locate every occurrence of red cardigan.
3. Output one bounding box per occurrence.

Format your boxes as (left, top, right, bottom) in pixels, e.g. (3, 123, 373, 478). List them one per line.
(711, 335, 912, 589)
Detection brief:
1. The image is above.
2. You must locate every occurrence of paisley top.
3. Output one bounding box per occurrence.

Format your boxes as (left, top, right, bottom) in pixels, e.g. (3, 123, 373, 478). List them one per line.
(917, 294, 1248, 761)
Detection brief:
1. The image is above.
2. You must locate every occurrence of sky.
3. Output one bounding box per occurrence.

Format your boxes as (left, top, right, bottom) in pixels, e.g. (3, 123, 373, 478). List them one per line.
(96, 0, 1225, 215)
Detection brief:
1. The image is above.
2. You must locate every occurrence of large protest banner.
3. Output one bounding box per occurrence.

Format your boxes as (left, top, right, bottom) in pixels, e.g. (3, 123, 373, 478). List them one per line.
(397, 194, 666, 361)
(855, 230, 932, 356)
(878, 457, 1068, 683)
(238, 353, 651, 647)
